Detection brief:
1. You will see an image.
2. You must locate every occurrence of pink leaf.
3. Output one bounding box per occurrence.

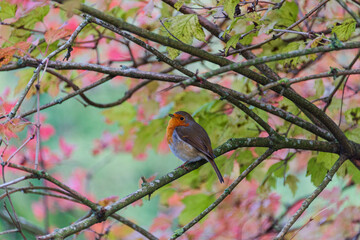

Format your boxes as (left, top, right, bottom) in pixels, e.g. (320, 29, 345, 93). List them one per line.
(32, 201, 45, 221)
(40, 124, 55, 141)
(59, 137, 75, 158)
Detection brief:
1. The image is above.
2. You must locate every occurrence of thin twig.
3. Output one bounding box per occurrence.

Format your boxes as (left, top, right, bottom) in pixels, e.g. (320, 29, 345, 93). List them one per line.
(170, 149, 275, 239)
(6, 133, 35, 164)
(274, 155, 348, 239)
(0, 210, 46, 235)
(88, 16, 195, 78)
(247, 69, 360, 98)
(0, 228, 19, 235)
(7, 162, 98, 209)
(0, 175, 34, 189)
(159, 19, 185, 44)
(1, 166, 27, 239)
(34, 58, 49, 170)
(229, 0, 330, 54)
(111, 214, 158, 240)
(323, 50, 360, 112)
(46, 68, 152, 108)
(0, 186, 75, 200)
(335, 0, 360, 25)
(272, 29, 314, 38)
(7, 18, 90, 119)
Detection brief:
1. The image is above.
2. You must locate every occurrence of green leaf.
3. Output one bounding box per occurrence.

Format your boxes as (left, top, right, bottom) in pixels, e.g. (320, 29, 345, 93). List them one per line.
(223, 0, 238, 20)
(347, 161, 360, 184)
(237, 150, 253, 175)
(163, 14, 205, 59)
(317, 152, 338, 169)
(345, 107, 360, 124)
(266, 175, 277, 188)
(315, 79, 324, 98)
(30, 40, 59, 58)
(285, 174, 299, 196)
(174, 0, 190, 10)
(239, 25, 256, 45)
(0, 1, 17, 20)
(161, 2, 173, 18)
(109, 6, 139, 20)
(346, 127, 360, 143)
(174, 91, 212, 113)
(102, 102, 136, 126)
(13, 5, 49, 29)
(267, 1, 298, 28)
(261, 161, 287, 190)
(155, 187, 177, 206)
(5, 5, 49, 46)
(179, 193, 215, 225)
(306, 157, 327, 186)
(332, 19, 356, 41)
(132, 119, 166, 156)
(280, 41, 307, 68)
(225, 33, 241, 54)
(268, 161, 287, 178)
(192, 100, 217, 116)
(242, 12, 262, 26)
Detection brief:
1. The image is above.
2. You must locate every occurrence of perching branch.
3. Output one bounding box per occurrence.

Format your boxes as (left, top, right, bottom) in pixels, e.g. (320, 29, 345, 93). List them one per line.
(34, 134, 360, 239)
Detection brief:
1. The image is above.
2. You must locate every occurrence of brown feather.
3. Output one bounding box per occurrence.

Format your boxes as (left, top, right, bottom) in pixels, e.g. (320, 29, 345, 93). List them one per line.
(175, 112, 223, 183)
(176, 123, 214, 160)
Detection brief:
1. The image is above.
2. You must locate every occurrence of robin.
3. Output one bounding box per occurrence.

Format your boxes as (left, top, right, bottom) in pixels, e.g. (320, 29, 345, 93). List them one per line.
(166, 111, 224, 183)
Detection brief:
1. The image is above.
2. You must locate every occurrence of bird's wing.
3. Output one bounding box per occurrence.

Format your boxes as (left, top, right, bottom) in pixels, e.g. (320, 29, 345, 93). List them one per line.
(175, 123, 215, 160)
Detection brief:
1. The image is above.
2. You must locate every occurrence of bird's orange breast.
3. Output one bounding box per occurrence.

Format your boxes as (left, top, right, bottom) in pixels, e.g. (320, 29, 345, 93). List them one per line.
(166, 118, 189, 144)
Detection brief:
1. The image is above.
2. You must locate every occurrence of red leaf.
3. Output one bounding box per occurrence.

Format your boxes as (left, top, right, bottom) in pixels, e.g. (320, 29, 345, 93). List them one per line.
(135, 152, 147, 161)
(0, 41, 31, 67)
(6, 118, 31, 134)
(131, 199, 143, 207)
(0, 47, 16, 67)
(0, 118, 30, 140)
(40, 124, 55, 141)
(32, 201, 45, 221)
(59, 137, 75, 158)
(44, 27, 72, 44)
(14, 42, 31, 56)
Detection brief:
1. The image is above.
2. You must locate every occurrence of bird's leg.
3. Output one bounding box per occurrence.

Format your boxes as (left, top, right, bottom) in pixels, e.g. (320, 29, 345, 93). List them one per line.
(176, 161, 191, 171)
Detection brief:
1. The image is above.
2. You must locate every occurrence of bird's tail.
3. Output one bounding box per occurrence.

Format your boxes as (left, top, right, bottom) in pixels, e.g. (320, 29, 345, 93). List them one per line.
(208, 159, 224, 183)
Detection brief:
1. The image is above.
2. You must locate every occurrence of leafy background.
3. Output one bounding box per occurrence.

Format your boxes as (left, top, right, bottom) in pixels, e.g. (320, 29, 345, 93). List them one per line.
(0, 0, 360, 239)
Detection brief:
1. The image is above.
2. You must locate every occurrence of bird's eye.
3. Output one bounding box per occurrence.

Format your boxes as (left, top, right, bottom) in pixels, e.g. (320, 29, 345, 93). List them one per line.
(180, 117, 184, 120)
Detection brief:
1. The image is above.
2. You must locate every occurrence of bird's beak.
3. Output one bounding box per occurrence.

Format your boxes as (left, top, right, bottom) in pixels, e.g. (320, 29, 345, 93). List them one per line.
(168, 114, 174, 118)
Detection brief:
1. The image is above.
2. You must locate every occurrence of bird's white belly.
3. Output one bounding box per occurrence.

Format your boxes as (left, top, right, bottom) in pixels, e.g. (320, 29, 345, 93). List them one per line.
(169, 130, 204, 163)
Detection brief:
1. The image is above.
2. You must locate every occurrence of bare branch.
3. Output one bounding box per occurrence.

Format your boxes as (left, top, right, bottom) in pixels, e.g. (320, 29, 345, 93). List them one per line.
(335, 0, 360, 25)
(0, 175, 34, 189)
(170, 149, 275, 239)
(0, 210, 46, 235)
(274, 155, 348, 239)
(7, 18, 90, 119)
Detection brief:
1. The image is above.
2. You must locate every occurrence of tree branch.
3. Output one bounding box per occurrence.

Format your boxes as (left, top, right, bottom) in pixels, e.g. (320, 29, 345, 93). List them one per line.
(7, 18, 90, 119)
(247, 68, 360, 99)
(0, 210, 46, 236)
(334, 0, 360, 25)
(274, 154, 348, 239)
(170, 149, 275, 239)
(34, 134, 360, 239)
